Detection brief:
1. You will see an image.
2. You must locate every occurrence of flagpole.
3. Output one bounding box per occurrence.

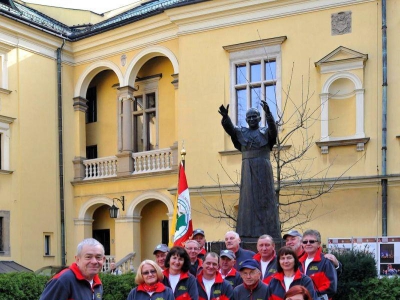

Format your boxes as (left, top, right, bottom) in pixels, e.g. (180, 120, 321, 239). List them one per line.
(181, 147, 186, 169)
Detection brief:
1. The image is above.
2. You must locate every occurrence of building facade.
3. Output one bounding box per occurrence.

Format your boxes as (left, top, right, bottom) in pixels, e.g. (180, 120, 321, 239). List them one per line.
(0, 0, 398, 271)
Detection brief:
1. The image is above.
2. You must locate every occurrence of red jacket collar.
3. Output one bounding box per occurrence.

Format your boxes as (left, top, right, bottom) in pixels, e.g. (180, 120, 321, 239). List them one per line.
(253, 252, 276, 263)
(197, 270, 224, 284)
(299, 247, 322, 263)
(69, 263, 102, 286)
(273, 269, 303, 282)
(137, 282, 166, 293)
(200, 248, 207, 255)
(163, 269, 190, 280)
(219, 267, 237, 277)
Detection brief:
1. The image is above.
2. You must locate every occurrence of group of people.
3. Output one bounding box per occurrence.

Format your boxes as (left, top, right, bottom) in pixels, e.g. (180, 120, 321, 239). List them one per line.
(39, 228, 340, 300)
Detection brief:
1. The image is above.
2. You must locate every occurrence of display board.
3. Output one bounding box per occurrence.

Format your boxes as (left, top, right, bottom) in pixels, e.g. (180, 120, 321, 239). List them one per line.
(327, 236, 400, 276)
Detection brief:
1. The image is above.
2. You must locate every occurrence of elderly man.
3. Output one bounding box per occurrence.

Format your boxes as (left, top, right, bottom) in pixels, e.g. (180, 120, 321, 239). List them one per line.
(233, 259, 269, 300)
(153, 243, 169, 270)
(193, 228, 207, 260)
(284, 229, 342, 273)
(197, 252, 233, 300)
(185, 239, 203, 277)
(253, 234, 277, 283)
(225, 231, 255, 270)
(110, 262, 122, 275)
(219, 249, 243, 288)
(40, 238, 105, 300)
(299, 229, 337, 300)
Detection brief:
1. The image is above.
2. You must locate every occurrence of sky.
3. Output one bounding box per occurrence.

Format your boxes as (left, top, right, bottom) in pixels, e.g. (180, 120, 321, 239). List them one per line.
(23, 0, 139, 14)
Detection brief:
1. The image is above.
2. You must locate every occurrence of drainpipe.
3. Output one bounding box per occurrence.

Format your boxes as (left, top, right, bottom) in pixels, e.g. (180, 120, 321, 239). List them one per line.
(57, 40, 66, 265)
(381, 0, 388, 237)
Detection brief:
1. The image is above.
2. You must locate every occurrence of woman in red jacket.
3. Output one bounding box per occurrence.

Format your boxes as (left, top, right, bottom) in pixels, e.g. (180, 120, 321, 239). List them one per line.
(162, 246, 199, 300)
(267, 247, 318, 300)
(126, 260, 174, 300)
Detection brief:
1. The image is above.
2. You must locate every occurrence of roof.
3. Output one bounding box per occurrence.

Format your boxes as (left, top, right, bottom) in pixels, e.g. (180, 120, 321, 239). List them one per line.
(0, 261, 33, 273)
(0, 0, 209, 41)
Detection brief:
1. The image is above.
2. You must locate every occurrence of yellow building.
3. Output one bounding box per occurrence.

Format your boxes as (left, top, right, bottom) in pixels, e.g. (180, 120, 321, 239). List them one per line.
(0, 0, 398, 271)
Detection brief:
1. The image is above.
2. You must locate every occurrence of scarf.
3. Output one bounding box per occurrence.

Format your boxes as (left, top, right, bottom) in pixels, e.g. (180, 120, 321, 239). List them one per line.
(140, 282, 159, 293)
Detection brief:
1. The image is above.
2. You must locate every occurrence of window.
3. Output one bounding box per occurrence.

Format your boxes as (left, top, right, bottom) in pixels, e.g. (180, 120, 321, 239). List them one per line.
(132, 75, 160, 153)
(224, 37, 285, 127)
(0, 115, 15, 171)
(235, 60, 277, 127)
(44, 234, 51, 256)
(86, 145, 98, 159)
(0, 211, 10, 256)
(86, 86, 97, 123)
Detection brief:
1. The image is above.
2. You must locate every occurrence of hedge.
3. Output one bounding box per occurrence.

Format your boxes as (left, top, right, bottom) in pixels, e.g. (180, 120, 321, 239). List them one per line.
(0, 272, 136, 300)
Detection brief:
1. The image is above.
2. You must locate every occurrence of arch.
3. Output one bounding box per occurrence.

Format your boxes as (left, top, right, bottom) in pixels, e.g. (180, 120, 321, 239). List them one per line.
(320, 71, 365, 140)
(127, 191, 174, 217)
(78, 196, 114, 219)
(74, 61, 124, 98)
(322, 71, 362, 94)
(124, 46, 179, 87)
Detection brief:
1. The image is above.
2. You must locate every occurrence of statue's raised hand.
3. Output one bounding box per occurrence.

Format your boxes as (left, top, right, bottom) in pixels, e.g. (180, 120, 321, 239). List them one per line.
(260, 100, 271, 114)
(218, 104, 230, 117)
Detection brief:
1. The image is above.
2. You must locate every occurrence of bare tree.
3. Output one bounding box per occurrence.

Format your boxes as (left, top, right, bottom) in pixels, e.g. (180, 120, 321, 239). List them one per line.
(196, 62, 363, 232)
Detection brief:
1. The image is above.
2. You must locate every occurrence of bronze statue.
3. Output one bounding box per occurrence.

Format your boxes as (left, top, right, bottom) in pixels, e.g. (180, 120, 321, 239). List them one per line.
(219, 101, 280, 239)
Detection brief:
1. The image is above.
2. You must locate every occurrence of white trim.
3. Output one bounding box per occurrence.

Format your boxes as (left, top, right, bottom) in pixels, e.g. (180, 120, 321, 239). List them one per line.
(74, 61, 124, 98)
(228, 44, 282, 125)
(78, 196, 114, 219)
(320, 72, 365, 141)
(0, 116, 14, 171)
(0, 52, 8, 90)
(124, 46, 179, 87)
(320, 60, 365, 74)
(128, 191, 173, 217)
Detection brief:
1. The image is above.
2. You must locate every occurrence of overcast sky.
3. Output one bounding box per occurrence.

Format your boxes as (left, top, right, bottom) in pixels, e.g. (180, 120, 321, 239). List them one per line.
(24, 0, 138, 14)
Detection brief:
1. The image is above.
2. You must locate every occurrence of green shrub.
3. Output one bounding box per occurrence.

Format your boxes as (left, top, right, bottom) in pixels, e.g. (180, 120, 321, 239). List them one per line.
(100, 273, 136, 300)
(0, 272, 48, 300)
(350, 277, 400, 300)
(331, 247, 377, 300)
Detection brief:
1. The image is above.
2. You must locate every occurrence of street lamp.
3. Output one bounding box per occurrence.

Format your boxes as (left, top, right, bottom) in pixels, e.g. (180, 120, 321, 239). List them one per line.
(109, 196, 125, 218)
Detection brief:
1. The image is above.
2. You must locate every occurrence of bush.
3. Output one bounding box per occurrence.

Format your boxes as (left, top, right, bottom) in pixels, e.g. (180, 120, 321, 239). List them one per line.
(0, 272, 48, 300)
(100, 273, 136, 300)
(349, 277, 400, 300)
(331, 247, 377, 300)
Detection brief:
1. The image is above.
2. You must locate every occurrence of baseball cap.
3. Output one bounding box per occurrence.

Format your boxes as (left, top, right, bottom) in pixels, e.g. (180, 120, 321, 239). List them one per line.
(193, 229, 205, 237)
(283, 230, 303, 239)
(239, 259, 260, 271)
(153, 244, 169, 254)
(220, 249, 235, 260)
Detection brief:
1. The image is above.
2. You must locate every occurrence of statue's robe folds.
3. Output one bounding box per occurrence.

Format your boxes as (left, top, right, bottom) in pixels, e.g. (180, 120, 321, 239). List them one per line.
(222, 112, 279, 239)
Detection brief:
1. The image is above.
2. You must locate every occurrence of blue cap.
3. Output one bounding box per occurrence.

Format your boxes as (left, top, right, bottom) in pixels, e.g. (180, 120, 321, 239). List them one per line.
(239, 259, 260, 271)
(283, 230, 302, 239)
(193, 229, 205, 237)
(153, 244, 169, 254)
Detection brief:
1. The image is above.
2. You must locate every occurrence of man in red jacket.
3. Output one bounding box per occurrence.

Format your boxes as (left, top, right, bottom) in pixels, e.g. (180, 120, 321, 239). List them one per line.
(40, 238, 105, 300)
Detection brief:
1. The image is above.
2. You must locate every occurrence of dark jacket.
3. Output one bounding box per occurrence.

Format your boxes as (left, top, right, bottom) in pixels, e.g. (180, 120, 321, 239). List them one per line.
(220, 268, 243, 289)
(197, 271, 234, 300)
(189, 258, 203, 277)
(299, 248, 337, 299)
(267, 269, 318, 300)
(127, 283, 175, 300)
(162, 269, 199, 300)
(233, 280, 269, 300)
(234, 247, 256, 270)
(253, 252, 278, 282)
(39, 263, 103, 300)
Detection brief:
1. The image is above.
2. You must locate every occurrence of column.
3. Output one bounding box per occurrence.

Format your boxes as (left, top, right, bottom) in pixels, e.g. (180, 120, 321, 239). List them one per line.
(73, 97, 88, 180)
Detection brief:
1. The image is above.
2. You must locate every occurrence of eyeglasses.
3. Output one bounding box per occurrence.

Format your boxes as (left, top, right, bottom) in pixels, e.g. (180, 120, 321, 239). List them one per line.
(142, 269, 157, 276)
(302, 240, 318, 244)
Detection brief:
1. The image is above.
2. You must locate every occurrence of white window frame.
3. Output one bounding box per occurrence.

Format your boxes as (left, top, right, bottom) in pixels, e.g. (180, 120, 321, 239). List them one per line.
(132, 76, 160, 152)
(0, 115, 15, 171)
(0, 49, 10, 93)
(228, 44, 282, 126)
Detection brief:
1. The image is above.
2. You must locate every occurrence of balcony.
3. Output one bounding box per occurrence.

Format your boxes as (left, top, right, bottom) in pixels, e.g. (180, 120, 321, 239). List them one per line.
(132, 148, 174, 174)
(83, 156, 118, 180)
(76, 144, 178, 181)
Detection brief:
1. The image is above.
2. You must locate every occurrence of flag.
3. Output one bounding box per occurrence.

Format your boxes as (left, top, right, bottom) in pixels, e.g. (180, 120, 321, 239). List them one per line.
(169, 162, 193, 247)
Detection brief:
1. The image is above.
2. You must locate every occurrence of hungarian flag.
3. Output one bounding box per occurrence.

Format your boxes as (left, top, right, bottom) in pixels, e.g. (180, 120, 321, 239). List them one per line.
(169, 162, 193, 247)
